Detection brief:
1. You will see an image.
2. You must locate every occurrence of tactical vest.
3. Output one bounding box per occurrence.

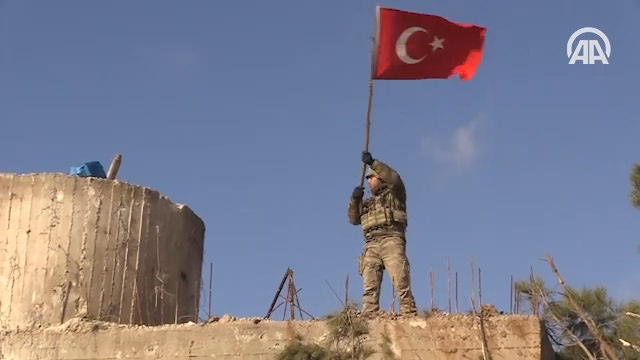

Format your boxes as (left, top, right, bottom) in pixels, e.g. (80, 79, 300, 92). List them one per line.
(359, 186, 407, 233)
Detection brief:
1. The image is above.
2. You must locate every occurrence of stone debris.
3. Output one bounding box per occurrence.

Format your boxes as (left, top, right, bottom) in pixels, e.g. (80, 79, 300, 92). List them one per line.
(219, 314, 236, 323)
(3, 303, 512, 336)
(205, 314, 267, 324)
(44, 318, 113, 334)
(205, 315, 221, 323)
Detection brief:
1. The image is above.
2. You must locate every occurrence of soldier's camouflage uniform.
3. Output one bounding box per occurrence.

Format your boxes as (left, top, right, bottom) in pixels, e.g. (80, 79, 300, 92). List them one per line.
(347, 159, 417, 316)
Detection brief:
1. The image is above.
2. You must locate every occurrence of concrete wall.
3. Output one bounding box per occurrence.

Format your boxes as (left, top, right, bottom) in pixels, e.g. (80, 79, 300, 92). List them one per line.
(0, 173, 205, 331)
(0, 172, 555, 360)
(0, 315, 555, 359)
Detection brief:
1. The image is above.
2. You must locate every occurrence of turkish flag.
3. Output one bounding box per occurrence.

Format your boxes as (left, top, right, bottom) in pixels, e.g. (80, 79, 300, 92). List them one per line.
(372, 7, 486, 81)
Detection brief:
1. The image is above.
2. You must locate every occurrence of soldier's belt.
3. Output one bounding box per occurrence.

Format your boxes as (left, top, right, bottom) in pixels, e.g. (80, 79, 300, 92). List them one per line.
(363, 224, 405, 240)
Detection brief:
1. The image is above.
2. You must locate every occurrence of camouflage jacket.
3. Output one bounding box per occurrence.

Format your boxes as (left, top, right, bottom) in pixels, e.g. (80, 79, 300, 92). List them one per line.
(347, 159, 407, 236)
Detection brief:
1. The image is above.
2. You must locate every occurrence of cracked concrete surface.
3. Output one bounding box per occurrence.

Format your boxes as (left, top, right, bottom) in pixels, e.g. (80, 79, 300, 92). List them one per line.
(0, 173, 205, 331)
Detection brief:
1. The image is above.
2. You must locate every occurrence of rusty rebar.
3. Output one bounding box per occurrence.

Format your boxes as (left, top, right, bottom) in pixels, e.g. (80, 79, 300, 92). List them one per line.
(447, 258, 451, 313)
(478, 267, 482, 306)
(455, 271, 459, 313)
(430, 269, 435, 310)
(208, 262, 213, 318)
(510, 275, 513, 314)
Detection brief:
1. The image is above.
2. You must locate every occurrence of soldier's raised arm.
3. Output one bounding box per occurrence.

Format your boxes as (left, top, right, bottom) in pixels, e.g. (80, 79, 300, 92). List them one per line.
(347, 186, 363, 225)
(362, 152, 406, 200)
(370, 159, 403, 186)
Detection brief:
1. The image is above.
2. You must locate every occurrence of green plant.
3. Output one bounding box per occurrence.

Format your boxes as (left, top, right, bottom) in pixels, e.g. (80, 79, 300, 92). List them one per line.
(276, 341, 328, 360)
(276, 302, 375, 360)
(324, 302, 374, 359)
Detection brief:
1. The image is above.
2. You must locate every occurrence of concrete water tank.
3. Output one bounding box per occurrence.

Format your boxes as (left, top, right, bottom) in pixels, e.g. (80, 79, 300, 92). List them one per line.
(0, 173, 205, 331)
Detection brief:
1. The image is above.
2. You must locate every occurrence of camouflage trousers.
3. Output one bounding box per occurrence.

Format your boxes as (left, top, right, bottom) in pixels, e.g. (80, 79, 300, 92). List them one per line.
(358, 233, 417, 316)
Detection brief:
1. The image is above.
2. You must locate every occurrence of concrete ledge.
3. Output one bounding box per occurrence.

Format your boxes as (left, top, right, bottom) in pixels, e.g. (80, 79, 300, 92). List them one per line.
(0, 314, 555, 359)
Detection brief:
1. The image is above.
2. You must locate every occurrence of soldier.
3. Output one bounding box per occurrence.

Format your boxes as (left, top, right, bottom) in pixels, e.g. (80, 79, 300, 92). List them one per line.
(348, 151, 417, 317)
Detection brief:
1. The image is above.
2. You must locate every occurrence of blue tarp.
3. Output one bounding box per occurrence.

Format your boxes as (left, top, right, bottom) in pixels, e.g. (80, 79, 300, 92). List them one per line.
(69, 161, 107, 178)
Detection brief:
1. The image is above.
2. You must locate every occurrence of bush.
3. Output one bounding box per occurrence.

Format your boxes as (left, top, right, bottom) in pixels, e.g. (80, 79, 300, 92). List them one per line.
(277, 302, 375, 360)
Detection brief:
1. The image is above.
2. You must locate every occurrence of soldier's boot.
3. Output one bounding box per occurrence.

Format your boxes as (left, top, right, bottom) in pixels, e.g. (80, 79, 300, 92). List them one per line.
(399, 291, 418, 316)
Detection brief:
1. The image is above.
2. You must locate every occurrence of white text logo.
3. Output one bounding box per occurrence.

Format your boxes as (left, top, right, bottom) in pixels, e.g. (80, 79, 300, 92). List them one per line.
(567, 27, 611, 64)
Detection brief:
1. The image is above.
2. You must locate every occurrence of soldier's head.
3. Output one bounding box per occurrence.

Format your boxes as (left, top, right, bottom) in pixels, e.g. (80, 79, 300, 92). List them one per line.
(366, 169, 382, 192)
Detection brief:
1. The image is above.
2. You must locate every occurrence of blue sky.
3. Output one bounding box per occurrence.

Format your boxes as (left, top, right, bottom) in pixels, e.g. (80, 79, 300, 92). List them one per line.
(1, 0, 639, 320)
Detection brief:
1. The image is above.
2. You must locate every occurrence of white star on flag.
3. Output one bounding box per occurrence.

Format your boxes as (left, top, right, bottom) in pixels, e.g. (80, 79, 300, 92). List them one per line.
(430, 36, 445, 51)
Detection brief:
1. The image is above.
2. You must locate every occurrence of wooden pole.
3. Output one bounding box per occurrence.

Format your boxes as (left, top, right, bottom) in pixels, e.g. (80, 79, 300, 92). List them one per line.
(359, 79, 374, 187)
(358, 7, 379, 187)
(288, 273, 295, 320)
(264, 268, 291, 319)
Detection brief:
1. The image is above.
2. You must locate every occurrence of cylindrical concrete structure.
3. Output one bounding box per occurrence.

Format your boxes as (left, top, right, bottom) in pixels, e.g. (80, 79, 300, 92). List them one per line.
(0, 173, 205, 330)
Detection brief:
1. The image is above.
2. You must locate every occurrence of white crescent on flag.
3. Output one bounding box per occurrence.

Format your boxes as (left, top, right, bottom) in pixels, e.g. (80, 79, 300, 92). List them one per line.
(395, 26, 428, 64)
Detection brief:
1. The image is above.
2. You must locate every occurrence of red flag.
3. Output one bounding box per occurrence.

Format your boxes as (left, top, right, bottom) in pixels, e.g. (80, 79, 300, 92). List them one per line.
(372, 7, 486, 81)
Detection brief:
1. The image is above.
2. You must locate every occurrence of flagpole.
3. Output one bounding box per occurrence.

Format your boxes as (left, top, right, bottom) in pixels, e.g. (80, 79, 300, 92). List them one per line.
(359, 6, 380, 187)
(359, 78, 373, 187)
